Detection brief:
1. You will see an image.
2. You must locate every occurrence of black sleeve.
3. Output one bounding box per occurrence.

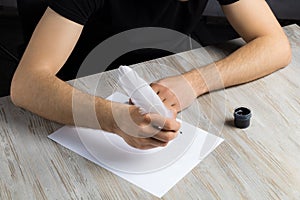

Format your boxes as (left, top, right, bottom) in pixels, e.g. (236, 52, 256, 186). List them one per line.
(48, 0, 103, 25)
(217, 0, 239, 5)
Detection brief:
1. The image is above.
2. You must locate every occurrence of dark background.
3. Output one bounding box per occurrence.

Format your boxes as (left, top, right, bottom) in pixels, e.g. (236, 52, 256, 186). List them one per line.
(1, 0, 300, 97)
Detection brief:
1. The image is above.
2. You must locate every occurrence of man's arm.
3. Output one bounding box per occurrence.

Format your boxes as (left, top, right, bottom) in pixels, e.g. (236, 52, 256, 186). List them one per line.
(151, 0, 291, 112)
(11, 8, 180, 149)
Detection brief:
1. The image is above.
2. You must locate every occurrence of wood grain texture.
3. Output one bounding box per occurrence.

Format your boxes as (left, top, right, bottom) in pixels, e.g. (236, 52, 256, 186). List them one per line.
(1, 24, 300, 199)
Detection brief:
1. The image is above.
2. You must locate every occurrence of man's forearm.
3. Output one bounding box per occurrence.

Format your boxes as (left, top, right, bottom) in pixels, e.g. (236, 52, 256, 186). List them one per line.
(11, 72, 114, 132)
(186, 34, 291, 96)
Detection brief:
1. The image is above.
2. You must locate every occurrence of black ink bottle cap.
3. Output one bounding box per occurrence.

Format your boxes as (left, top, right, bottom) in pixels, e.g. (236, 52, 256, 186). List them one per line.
(234, 107, 252, 129)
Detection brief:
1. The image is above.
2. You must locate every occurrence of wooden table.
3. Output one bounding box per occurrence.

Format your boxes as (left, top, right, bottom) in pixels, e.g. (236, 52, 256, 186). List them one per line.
(1, 24, 300, 199)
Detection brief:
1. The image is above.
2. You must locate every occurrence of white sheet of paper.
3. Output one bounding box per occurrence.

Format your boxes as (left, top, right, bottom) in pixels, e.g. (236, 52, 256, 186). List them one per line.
(48, 92, 224, 198)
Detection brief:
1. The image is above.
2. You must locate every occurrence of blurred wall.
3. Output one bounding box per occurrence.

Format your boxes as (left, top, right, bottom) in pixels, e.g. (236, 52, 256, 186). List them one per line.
(0, 0, 17, 7)
(203, 0, 300, 20)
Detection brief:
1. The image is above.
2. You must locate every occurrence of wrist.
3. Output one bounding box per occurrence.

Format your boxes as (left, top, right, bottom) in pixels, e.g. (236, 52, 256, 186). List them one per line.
(95, 98, 117, 132)
(183, 69, 208, 97)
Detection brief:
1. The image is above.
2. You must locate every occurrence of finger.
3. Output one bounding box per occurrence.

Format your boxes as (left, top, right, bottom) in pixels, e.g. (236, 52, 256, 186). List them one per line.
(163, 118, 181, 131)
(150, 84, 164, 102)
(148, 137, 169, 147)
(128, 142, 158, 150)
(148, 114, 180, 131)
(136, 144, 165, 150)
(157, 88, 177, 104)
(151, 83, 170, 97)
(171, 104, 181, 113)
(159, 99, 179, 117)
(160, 96, 166, 102)
(162, 97, 177, 108)
(152, 131, 178, 142)
(120, 129, 169, 149)
(135, 138, 168, 149)
(164, 100, 181, 113)
(137, 145, 156, 150)
(150, 83, 160, 94)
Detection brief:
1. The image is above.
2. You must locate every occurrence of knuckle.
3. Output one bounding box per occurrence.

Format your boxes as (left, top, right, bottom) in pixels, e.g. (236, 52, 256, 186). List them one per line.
(164, 120, 171, 129)
(143, 114, 151, 124)
(174, 105, 181, 112)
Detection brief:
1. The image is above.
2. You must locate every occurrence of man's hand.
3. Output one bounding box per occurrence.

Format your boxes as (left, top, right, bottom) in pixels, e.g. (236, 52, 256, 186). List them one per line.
(109, 102, 181, 150)
(150, 73, 198, 112)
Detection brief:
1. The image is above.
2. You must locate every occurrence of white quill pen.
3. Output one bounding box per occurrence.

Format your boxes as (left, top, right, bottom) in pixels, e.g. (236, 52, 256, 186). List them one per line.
(118, 65, 173, 118)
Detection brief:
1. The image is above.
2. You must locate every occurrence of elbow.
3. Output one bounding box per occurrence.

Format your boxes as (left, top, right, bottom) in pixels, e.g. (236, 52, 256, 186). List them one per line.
(10, 73, 23, 107)
(10, 68, 29, 108)
(276, 36, 292, 70)
(284, 45, 292, 67)
(281, 43, 292, 68)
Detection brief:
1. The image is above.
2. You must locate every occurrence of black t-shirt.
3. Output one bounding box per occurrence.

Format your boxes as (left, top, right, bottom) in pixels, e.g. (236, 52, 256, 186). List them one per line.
(48, 0, 239, 79)
(49, 0, 238, 34)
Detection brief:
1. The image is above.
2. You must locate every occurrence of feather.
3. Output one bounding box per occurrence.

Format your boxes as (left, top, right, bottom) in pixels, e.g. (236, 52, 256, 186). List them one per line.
(118, 65, 173, 118)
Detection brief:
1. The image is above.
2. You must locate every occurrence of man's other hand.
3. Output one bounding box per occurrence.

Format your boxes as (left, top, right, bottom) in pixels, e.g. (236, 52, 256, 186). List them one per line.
(151, 73, 198, 112)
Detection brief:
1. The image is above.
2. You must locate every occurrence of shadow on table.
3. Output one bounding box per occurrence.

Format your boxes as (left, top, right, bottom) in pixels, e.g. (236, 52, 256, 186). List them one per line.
(225, 118, 235, 128)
